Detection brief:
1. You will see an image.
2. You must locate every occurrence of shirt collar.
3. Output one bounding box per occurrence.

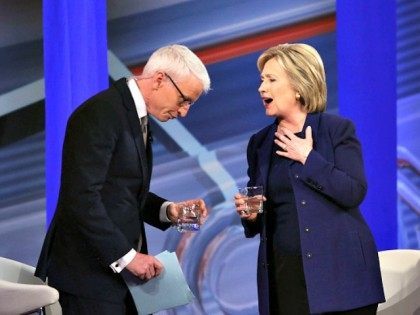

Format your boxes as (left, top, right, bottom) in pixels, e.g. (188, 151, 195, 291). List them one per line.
(127, 77, 147, 119)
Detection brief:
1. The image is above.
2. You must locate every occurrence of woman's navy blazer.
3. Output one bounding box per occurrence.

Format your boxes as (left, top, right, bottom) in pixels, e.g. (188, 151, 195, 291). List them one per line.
(242, 112, 385, 314)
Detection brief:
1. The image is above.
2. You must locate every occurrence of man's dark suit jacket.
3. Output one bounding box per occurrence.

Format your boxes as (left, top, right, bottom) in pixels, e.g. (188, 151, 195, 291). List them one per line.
(242, 112, 385, 314)
(35, 78, 171, 302)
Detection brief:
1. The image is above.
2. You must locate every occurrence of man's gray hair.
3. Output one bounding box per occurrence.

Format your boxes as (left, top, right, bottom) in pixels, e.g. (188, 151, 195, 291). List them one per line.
(142, 44, 211, 93)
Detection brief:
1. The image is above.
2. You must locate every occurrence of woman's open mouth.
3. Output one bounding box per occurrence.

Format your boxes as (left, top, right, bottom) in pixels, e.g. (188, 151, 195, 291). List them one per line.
(263, 98, 273, 105)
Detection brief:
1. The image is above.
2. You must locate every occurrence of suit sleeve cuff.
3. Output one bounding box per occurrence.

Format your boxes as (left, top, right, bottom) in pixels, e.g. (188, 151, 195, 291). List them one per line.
(110, 248, 136, 273)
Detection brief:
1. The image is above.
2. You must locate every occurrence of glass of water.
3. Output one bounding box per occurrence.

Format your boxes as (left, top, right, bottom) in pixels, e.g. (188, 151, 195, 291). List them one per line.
(238, 186, 264, 214)
(176, 202, 201, 232)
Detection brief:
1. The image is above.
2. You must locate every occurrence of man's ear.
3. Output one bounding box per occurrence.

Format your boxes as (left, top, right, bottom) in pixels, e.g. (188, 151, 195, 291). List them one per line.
(152, 71, 165, 90)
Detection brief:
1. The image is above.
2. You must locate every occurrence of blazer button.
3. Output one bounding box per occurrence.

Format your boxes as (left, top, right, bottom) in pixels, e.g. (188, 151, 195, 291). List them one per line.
(301, 200, 306, 205)
(295, 174, 299, 179)
(304, 227, 310, 233)
(306, 252, 312, 259)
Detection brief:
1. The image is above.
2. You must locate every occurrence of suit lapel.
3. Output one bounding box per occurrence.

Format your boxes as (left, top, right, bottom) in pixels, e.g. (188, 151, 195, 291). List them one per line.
(286, 112, 321, 167)
(146, 120, 153, 180)
(306, 112, 320, 150)
(255, 113, 321, 179)
(256, 123, 276, 189)
(114, 79, 149, 184)
(127, 113, 149, 179)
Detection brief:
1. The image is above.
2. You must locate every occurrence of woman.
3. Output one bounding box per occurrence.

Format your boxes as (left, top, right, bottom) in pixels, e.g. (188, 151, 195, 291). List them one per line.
(234, 43, 385, 314)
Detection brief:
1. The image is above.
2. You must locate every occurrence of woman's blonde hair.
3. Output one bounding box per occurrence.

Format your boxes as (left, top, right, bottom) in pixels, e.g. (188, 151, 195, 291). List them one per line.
(257, 43, 327, 112)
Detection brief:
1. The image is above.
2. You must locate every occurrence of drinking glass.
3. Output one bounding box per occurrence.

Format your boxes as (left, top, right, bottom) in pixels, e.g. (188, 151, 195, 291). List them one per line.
(175, 202, 201, 232)
(238, 186, 264, 214)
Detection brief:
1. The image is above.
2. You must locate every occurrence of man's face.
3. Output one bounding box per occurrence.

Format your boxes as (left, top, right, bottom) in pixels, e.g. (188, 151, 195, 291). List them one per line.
(147, 72, 203, 122)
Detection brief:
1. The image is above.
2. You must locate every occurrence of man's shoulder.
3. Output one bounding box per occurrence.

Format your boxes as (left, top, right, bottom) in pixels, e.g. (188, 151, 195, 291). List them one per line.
(67, 89, 127, 131)
(72, 81, 127, 117)
(91, 78, 127, 103)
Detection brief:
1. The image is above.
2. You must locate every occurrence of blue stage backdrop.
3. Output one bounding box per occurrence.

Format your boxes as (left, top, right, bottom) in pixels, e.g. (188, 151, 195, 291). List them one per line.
(34, 1, 418, 314)
(43, 0, 108, 225)
(336, 0, 397, 250)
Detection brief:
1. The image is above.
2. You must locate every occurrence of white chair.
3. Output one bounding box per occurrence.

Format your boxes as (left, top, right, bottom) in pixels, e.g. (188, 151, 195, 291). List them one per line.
(378, 249, 420, 315)
(0, 256, 61, 315)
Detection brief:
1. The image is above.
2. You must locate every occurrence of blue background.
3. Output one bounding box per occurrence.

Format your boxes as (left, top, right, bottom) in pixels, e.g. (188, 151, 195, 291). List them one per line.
(0, 1, 419, 314)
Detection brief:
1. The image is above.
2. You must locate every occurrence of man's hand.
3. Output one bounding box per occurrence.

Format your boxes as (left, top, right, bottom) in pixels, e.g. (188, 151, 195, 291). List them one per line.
(125, 253, 163, 281)
(167, 199, 208, 225)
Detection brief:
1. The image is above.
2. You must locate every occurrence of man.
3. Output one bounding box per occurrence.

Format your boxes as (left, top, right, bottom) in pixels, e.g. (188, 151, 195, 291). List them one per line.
(35, 44, 211, 314)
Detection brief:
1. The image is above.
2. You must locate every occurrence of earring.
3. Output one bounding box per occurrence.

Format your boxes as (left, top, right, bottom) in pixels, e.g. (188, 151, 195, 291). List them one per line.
(296, 93, 301, 100)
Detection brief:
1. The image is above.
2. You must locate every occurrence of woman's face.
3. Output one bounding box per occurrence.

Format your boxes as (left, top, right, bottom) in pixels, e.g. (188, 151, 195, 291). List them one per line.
(258, 58, 299, 118)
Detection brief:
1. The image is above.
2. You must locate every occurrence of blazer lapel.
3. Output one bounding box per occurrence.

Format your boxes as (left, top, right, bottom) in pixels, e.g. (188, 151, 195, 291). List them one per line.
(256, 123, 276, 189)
(305, 112, 320, 150)
(114, 79, 149, 184)
(127, 112, 149, 179)
(146, 119, 153, 181)
(287, 112, 321, 167)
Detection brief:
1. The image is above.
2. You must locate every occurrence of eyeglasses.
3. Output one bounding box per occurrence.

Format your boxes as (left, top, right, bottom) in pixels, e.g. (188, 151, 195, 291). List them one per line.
(164, 73, 194, 107)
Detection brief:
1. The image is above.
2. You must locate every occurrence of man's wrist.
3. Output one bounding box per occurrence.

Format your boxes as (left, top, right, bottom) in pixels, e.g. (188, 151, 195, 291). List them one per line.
(159, 201, 173, 223)
(110, 249, 136, 273)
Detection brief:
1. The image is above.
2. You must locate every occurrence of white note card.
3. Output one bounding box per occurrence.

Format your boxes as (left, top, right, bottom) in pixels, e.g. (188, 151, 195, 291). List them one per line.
(122, 250, 195, 315)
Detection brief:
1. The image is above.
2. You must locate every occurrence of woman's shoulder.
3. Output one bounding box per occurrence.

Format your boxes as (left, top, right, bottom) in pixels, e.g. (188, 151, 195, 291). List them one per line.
(250, 122, 276, 144)
(318, 112, 357, 143)
(318, 112, 355, 134)
(255, 123, 275, 136)
(319, 112, 352, 127)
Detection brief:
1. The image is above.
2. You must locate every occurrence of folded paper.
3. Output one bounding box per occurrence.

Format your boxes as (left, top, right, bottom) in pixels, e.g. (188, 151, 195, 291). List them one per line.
(122, 250, 195, 315)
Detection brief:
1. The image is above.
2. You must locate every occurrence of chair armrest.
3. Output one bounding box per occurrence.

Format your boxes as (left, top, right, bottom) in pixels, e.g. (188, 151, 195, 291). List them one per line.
(0, 279, 59, 314)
